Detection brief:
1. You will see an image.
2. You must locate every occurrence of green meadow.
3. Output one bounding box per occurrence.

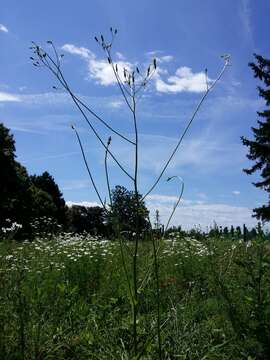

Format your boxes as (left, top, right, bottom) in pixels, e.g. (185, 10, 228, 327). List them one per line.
(1, 233, 270, 359)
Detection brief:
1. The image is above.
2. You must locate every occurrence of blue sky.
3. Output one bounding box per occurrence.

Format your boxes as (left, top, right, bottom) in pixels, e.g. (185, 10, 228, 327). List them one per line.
(1, 0, 269, 229)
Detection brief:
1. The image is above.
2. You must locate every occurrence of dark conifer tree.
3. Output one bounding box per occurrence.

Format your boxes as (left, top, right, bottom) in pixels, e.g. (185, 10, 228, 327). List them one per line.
(0, 123, 68, 238)
(241, 54, 270, 222)
(0, 123, 31, 233)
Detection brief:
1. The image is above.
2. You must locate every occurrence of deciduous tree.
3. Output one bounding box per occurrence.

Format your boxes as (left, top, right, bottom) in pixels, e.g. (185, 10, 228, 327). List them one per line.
(108, 185, 150, 236)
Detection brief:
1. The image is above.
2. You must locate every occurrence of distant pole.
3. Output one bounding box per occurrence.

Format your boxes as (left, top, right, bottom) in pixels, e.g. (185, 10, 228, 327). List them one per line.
(243, 223, 247, 242)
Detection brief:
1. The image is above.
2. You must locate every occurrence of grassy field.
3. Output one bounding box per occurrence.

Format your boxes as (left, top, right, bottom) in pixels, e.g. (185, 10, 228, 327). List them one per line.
(1, 233, 270, 359)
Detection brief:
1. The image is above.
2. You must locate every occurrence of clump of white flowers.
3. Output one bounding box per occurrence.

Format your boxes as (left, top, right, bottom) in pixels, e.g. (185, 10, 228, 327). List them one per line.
(1, 219, 22, 240)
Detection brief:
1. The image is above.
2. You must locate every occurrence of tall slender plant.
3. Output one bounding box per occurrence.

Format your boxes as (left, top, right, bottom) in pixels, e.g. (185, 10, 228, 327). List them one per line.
(30, 30, 230, 357)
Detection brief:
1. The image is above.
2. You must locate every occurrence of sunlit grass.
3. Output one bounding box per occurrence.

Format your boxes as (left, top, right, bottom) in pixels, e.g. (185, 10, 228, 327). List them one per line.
(0, 233, 269, 359)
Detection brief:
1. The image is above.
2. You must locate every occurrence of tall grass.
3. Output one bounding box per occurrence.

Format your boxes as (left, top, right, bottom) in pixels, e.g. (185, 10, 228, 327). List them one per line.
(1, 233, 270, 359)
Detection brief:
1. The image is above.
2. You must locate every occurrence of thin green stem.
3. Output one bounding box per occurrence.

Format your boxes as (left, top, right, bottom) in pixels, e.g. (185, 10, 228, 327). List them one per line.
(106, 48, 133, 112)
(165, 176, 185, 232)
(119, 236, 134, 307)
(132, 95, 139, 356)
(72, 125, 107, 211)
(104, 137, 112, 206)
(149, 224, 162, 359)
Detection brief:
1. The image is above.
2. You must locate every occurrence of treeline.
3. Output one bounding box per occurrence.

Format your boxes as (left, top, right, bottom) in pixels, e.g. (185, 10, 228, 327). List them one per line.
(1, 123, 266, 241)
(166, 223, 268, 241)
(1, 123, 151, 240)
(0, 123, 108, 239)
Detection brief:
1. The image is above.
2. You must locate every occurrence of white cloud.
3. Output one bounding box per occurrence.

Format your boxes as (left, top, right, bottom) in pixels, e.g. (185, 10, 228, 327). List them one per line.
(61, 44, 91, 59)
(232, 190, 240, 195)
(155, 66, 211, 93)
(88, 58, 132, 86)
(146, 194, 258, 229)
(0, 24, 8, 33)
(62, 43, 206, 94)
(0, 91, 21, 102)
(62, 43, 132, 86)
(66, 200, 101, 208)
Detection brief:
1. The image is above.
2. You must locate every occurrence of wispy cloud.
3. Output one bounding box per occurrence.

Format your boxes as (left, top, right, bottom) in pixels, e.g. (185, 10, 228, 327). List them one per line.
(147, 194, 179, 203)
(115, 52, 125, 60)
(108, 100, 124, 109)
(21, 151, 80, 163)
(19, 92, 70, 105)
(0, 24, 8, 33)
(4, 114, 74, 135)
(146, 51, 174, 63)
(0, 89, 127, 112)
(197, 192, 208, 200)
(0, 91, 21, 102)
(0, 91, 71, 105)
(103, 130, 246, 181)
(232, 190, 240, 196)
(239, 0, 253, 43)
(160, 55, 174, 63)
(138, 133, 245, 174)
(146, 194, 257, 229)
(61, 180, 91, 191)
(5, 125, 44, 135)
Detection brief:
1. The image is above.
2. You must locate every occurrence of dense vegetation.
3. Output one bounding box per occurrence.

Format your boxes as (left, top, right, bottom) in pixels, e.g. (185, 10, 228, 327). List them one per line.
(1, 232, 270, 359)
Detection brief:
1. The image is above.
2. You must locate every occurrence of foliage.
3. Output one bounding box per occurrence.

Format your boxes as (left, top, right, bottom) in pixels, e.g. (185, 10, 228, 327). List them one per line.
(1, 233, 270, 359)
(0, 124, 70, 239)
(0, 125, 40, 236)
(0, 124, 29, 232)
(241, 54, 270, 222)
(68, 205, 106, 235)
(108, 185, 150, 237)
(30, 171, 67, 227)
